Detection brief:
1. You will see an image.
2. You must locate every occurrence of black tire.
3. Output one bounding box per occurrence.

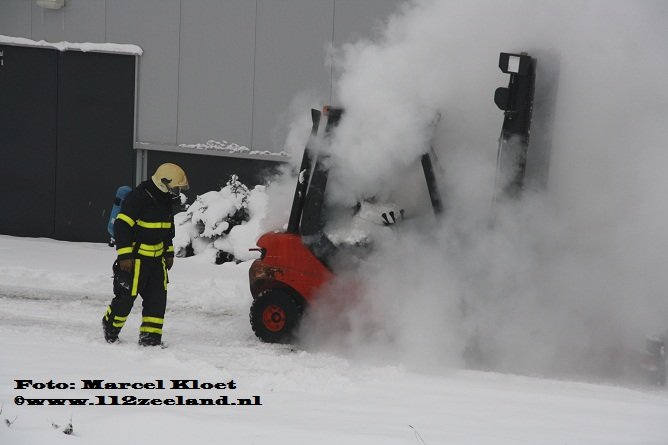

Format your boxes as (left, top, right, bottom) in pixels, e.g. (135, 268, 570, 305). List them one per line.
(250, 289, 303, 344)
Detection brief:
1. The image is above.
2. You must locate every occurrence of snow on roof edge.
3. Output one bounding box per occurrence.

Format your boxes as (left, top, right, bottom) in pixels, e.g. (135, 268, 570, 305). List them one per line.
(178, 140, 290, 159)
(135, 141, 291, 163)
(0, 34, 143, 56)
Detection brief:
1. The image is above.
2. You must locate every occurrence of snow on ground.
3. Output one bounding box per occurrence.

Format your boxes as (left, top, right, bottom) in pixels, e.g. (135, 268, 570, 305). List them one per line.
(0, 235, 666, 444)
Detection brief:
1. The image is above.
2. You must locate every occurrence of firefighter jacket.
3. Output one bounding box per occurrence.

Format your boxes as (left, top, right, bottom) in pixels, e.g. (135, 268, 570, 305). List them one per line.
(114, 180, 175, 261)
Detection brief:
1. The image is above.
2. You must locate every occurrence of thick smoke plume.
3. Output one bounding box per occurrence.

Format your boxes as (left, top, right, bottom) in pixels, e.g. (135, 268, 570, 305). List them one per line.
(286, 0, 668, 382)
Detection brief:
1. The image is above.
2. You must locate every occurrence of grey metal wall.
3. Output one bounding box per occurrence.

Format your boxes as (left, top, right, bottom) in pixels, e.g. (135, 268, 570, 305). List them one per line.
(0, 0, 402, 152)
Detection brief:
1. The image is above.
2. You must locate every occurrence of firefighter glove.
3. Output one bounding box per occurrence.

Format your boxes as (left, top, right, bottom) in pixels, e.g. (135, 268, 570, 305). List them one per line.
(118, 258, 133, 272)
(112, 260, 132, 297)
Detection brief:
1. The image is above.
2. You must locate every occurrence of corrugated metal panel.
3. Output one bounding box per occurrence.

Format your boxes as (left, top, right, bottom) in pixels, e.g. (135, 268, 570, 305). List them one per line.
(30, 2, 65, 42)
(333, 0, 402, 45)
(252, 0, 333, 152)
(177, 0, 256, 147)
(0, 0, 31, 38)
(62, 0, 105, 43)
(331, 0, 402, 104)
(31, 0, 105, 43)
(107, 0, 180, 145)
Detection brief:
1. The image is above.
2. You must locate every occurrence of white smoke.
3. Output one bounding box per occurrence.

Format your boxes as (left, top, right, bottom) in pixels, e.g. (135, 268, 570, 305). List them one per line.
(288, 0, 668, 381)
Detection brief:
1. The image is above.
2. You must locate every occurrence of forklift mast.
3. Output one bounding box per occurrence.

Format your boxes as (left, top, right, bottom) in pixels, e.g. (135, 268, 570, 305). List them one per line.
(421, 149, 444, 216)
(284, 107, 343, 264)
(299, 107, 343, 239)
(290, 106, 445, 238)
(287, 109, 321, 234)
(288, 51, 535, 241)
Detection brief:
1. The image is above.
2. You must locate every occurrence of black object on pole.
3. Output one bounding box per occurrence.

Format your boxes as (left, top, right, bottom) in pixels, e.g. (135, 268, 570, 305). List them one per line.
(494, 52, 536, 199)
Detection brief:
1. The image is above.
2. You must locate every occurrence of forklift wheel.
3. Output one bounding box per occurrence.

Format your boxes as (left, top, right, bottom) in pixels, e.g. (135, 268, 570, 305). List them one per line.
(250, 289, 303, 344)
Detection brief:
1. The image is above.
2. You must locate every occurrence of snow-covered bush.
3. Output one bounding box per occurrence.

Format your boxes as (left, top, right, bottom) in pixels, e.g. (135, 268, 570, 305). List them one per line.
(173, 174, 268, 264)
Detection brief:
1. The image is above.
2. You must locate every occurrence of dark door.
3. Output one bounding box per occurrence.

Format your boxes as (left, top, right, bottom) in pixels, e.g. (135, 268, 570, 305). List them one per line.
(0, 45, 59, 238)
(55, 51, 136, 242)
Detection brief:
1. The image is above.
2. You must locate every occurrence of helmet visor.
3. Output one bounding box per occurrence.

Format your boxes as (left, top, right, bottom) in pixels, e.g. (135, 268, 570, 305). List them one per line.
(161, 178, 189, 195)
(167, 184, 189, 195)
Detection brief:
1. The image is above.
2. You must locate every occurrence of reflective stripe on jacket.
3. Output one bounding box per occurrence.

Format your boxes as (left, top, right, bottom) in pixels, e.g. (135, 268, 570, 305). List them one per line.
(114, 180, 176, 261)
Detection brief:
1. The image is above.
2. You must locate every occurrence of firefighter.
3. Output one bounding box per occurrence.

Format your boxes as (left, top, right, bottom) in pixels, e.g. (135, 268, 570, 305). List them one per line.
(102, 163, 189, 346)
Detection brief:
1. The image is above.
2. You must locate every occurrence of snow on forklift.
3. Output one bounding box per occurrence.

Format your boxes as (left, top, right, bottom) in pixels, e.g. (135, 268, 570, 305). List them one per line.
(248, 52, 537, 344)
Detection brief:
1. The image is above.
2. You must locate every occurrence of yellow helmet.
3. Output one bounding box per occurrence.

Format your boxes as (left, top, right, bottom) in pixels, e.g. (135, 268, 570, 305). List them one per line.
(151, 163, 189, 195)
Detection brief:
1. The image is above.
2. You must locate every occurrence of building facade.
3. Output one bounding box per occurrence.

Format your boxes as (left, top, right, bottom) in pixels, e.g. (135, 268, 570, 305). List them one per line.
(0, 0, 401, 241)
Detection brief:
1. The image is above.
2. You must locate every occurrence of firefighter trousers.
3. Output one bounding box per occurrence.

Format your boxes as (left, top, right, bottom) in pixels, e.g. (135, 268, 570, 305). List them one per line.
(103, 256, 169, 345)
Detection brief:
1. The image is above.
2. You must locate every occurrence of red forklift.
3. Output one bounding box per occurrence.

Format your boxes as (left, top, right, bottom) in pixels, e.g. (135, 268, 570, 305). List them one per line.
(248, 106, 444, 343)
(248, 52, 538, 344)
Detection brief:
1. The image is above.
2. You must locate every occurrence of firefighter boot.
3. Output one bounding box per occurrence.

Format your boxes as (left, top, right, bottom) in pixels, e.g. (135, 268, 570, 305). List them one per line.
(138, 331, 162, 347)
(102, 316, 121, 343)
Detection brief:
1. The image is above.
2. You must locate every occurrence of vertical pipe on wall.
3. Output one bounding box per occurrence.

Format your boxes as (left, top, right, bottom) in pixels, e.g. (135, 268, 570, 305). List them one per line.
(53, 44, 60, 238)
(175, 0, 182, 146)
(104, 0, 107, 42)
(136, 149, 147, 185)
(250, 0, 258, 150)
(329, 0, 336, 104)
(133, 54, 144, 184)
